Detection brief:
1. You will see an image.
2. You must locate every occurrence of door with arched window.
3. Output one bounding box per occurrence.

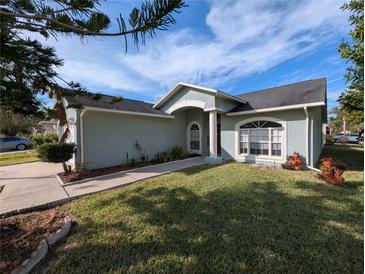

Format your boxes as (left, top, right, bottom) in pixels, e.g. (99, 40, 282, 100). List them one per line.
(188, 122, 201, 154)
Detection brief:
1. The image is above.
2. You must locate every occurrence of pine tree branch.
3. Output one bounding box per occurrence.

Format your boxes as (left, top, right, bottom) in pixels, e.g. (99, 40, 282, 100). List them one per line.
(0, 0, 185, 37)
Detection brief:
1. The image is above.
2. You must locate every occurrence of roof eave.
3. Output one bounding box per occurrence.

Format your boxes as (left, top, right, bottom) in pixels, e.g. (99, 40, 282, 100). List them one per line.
(66, 105, 174, 119)
(226, 101, 326, 116)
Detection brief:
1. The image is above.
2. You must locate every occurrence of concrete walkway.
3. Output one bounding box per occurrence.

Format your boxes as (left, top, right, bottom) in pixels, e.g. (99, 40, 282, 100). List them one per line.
(0, 157, 205, 215)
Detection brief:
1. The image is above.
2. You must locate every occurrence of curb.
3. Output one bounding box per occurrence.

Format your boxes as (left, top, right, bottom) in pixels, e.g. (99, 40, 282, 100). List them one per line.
(46, 216, 72, 246)
(11, 216, 72, 274)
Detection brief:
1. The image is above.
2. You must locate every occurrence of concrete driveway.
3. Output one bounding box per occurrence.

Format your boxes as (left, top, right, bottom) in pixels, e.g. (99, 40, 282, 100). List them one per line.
(0, 157, 205, 215)
(0, 162, 68, 214)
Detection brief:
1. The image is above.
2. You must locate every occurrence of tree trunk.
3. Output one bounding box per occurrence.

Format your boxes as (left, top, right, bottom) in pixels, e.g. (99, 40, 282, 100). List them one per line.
(62, 162, 69, 173)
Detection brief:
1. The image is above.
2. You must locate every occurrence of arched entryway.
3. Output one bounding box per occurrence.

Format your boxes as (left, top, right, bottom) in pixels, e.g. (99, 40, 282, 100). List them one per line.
(187, 121, 202, 154)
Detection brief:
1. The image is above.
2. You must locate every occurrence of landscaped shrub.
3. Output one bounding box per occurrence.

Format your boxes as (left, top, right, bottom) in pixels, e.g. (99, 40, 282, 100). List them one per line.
(155, 146, 185, 163)
(155, 151, 169, 163)
(75, 162, 90, 174)
(168, 146, 184, 161)
(319, 157, 347, 186)
(31, 132, 58, 148)
(37, 143, 75, 173)
(282, 152, 305, 171)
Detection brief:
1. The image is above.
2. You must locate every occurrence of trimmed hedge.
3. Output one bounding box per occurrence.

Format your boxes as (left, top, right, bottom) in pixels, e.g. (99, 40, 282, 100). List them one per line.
(37, 143, 75, 163)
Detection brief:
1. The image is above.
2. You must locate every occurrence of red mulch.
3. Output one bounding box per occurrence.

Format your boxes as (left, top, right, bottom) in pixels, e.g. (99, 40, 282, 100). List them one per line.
(59, 154, 200, 184)
(59, 161, 156, 184)
(0, 208, 71, 274)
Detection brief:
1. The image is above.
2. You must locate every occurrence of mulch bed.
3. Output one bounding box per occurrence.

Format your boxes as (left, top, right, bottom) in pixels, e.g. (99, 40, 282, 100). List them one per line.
(0, 208, 71, 274)
(59, 154, 200, 184)
(59, 161, 156, 184)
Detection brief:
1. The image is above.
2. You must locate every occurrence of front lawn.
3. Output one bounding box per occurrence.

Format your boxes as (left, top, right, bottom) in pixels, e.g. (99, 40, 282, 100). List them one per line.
(319, 144, 363, 171)
(0, 151, 39, 167)
(34, 146, 363, 273)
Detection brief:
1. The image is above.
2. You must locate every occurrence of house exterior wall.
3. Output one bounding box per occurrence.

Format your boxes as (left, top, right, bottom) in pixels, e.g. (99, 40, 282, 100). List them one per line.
(215, 97, 238, 112)
(81, 111, 187, 169)
(310, 106, 324, 165)
(220, 109, 308, 165)
(67, 84, 325, 169)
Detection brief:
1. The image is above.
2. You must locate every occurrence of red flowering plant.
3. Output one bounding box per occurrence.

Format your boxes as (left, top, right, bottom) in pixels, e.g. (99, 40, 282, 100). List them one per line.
(318, 157, 347, 187)
(282, 152, 305, 171)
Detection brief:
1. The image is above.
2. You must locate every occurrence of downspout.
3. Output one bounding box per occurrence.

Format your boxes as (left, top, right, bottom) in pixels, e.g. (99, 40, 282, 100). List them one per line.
(80, 109, 86, 163)
(304, 107, 320, 172)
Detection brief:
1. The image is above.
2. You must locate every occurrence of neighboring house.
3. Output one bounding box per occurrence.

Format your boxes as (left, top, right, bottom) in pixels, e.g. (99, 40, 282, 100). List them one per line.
(62, 78, 327, 169)
(33, 120, 58, 134)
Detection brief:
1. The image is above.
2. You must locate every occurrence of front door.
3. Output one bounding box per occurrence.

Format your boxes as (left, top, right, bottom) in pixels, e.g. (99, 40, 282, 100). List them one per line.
(188, 122, 201, 154)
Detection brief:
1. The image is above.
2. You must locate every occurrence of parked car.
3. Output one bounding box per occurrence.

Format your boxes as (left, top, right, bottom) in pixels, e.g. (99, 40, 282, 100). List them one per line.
(0, 137, 32, 151)
(334, 133, 359, 144)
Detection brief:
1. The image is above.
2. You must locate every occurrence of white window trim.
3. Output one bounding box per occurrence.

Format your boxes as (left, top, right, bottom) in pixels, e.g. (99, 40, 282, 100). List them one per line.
(234, 117, 287, 162)
(187, 121, 202, 154)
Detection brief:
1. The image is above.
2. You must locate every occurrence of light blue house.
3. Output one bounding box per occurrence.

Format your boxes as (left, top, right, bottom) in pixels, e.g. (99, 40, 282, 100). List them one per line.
(63, 78, 327, 169)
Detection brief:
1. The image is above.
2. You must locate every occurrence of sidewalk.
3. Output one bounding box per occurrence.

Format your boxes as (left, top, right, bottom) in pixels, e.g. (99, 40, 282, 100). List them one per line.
(0, 157, 205, 215)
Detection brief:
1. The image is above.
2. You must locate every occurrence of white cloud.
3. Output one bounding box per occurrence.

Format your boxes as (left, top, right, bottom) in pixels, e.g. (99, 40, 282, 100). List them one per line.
(60, 60, 148, 93)
(121, 0, 347, 92)
(31, 0, 348, 99)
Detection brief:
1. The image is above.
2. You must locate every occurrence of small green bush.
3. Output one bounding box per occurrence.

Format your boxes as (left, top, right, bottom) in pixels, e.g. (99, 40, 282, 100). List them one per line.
(168, 146, 184, 161)
(37, 143, 75, 172)
(75, 162, 90, 174)
(155, 146, 184, 163)
(155, 151, 170, 163)
(31, 132, 58, 148)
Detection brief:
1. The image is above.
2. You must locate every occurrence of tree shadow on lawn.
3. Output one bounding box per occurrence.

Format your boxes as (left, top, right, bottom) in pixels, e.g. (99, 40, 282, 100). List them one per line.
(39, 178, 364, 274)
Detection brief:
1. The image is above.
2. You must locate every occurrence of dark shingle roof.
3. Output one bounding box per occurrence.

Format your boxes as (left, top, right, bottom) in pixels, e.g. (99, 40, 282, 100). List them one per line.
(65, 94, 171, 117)
(229, 78, 326, 113)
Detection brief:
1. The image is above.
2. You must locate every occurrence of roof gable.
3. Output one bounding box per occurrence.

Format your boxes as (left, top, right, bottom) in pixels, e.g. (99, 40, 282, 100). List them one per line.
(153, 82, 245, 109)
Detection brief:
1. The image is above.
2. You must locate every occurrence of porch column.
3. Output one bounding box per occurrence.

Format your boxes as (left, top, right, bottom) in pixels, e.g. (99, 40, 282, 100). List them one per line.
(209, 110, 217, 158)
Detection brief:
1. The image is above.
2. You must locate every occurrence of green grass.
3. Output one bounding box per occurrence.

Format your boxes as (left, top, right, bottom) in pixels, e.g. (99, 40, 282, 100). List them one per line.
(0, 151, 39, 166)
(37, 146, 363, 273)
(319, 144, 364, 171)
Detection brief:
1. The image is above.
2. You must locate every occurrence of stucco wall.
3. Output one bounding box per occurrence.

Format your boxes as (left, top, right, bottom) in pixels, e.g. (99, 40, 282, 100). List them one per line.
(215, 97, 239, 112)
(160, 87, 240, 114)
(220, 109, 307, 164)
(82, 111, 187, 169)
(160, 87, 215, 113)
(310, 106, 324, 165)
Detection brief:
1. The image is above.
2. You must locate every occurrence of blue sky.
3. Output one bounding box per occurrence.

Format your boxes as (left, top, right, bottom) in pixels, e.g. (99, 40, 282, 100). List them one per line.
(37, 0, 350, 109)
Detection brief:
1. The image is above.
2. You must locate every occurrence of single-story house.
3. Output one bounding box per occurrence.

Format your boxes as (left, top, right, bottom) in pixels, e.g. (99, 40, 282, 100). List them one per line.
(33, 119, 58, 134)
(62, 78, 327, 169)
